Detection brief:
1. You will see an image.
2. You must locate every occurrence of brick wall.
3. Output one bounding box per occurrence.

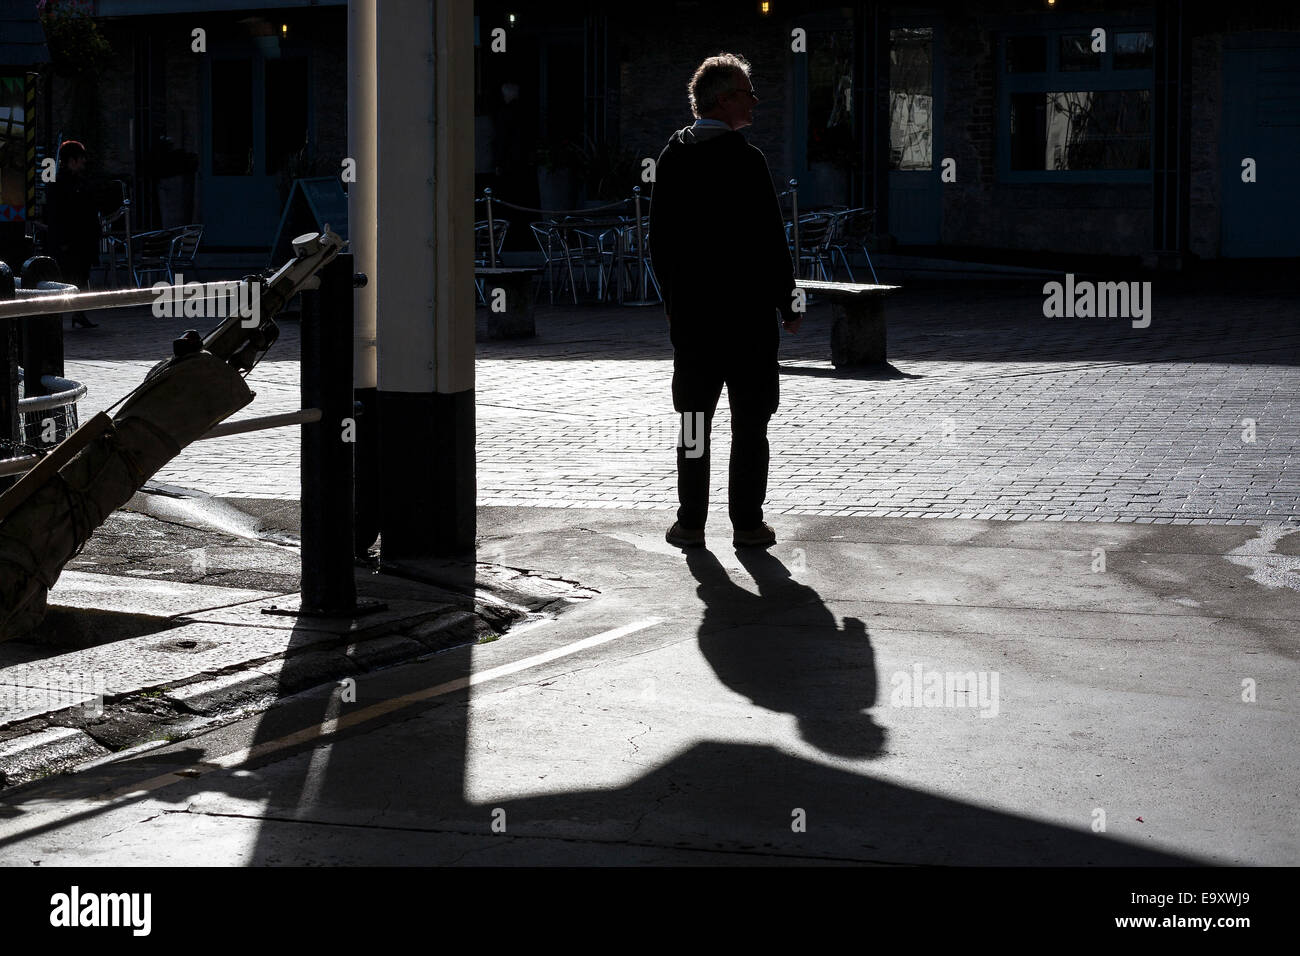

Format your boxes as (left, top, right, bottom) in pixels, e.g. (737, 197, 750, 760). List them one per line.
(308, 11, 349, 172)
(614, 7, 795, 189)
(935, 4, 1152, 256)
(1186, 31, 1221, 259)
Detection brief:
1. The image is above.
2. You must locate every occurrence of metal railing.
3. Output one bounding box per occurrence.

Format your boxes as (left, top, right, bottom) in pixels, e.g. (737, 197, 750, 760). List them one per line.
(0, 231, 375, 617)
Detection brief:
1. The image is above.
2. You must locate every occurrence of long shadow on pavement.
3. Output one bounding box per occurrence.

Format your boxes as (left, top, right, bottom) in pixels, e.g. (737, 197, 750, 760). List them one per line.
(220, 546, 1200, 864)
(0, 541, 1203, 865)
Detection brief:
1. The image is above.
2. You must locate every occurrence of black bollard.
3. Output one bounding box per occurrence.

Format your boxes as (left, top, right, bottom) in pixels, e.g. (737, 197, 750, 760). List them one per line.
(299, 251, 368, 615)
(0, 261, 17, 493)
(20, 256, 64, 405)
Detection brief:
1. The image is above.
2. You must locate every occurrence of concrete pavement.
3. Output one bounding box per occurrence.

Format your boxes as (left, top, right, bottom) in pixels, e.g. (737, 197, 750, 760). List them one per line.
(0, 504, 1296, 864)
(0, 279, 1295, 863)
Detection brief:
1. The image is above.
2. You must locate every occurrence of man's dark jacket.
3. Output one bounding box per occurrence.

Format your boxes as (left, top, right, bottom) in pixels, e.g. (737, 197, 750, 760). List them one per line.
(46, 170, 101, 280)
(649, 126, 796, 357)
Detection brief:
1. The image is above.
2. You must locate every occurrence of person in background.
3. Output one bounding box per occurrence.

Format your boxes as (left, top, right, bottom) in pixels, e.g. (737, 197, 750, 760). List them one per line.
(45, 140, 100, 329)
(650, 52, 800, 550)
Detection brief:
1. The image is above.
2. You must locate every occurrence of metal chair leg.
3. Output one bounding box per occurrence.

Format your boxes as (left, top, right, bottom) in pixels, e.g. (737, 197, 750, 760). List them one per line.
(861, 243, 879, 284)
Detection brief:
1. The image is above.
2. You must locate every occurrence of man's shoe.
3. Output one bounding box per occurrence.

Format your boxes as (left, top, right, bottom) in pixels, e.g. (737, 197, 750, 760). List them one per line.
(733, 522, 776, 548)
(666, 522, 706, 548)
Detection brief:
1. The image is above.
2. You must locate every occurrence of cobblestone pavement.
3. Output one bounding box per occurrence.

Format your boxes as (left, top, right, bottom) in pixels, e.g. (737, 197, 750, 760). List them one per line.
(56, 283, 1300, 524)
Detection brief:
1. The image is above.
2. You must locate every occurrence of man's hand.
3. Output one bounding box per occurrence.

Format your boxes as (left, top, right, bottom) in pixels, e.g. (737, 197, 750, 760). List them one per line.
(782, 316, 802, 334)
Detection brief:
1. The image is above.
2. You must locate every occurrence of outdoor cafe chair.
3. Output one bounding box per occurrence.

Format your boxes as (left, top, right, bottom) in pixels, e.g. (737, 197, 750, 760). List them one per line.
(530, 220, 577, 305)
(829, 207, 880, 284)
(130, 224, 203, 287)
(617, 216, 660, 304)
(131, 228, 175, 287)
(789, 212, 836, 281)
(592, 222, 629, 303)
(166, 224, 204, 282)
(564, 219, 608, 300)
(474, 218, 510, 305)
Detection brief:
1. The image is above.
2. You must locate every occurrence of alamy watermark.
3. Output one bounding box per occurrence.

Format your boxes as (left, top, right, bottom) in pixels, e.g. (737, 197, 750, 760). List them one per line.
(586, 413, 962, 457)
(890, 664, 1000, 718)
(1, 666, 105, 716)
(1042, 273, 1151, 329)
(151, 273, 261, 327)
(50, 886, 151, 936)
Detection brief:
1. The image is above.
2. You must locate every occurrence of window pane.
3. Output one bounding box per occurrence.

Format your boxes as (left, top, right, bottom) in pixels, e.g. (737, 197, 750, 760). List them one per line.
(1006, 35, 1046, 73)
(1009, 92, 1047, 170)
(807, 29, 854, 168)
(212, 60, 254, 175)
(889, 27, 932, 170)
(1115, 31, 1154, 69)
(1059, 34, 1100, 71)
(266, 56, 309, 175)
(1011, 90, 1151, 170)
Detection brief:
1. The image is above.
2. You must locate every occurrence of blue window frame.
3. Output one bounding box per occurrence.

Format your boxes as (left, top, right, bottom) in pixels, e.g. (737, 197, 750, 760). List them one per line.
(998, 23, 1154, 184)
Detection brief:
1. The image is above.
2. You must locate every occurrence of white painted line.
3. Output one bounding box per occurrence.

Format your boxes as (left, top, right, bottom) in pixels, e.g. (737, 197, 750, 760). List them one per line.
(0, 617, 662, 842)
(211, 615, 663, 768)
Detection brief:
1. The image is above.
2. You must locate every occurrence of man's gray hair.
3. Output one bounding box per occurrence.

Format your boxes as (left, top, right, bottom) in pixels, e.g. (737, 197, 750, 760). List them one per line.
(689, 52, 751, 118)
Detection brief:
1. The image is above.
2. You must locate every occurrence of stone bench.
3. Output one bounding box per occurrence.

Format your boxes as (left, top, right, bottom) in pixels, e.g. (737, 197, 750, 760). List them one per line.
(476, 267, 541, 339)
(797, 279, 901, 367)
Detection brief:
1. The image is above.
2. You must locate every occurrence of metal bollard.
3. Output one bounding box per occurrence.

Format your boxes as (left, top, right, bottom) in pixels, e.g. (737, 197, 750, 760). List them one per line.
(297, 250, 380, 616)
(0, 261, 17, 493)
(624, 186, 654, 306)
(484, 187, 497, 270)
(789, 179, 800, 278)
(20, 256, 64, 404)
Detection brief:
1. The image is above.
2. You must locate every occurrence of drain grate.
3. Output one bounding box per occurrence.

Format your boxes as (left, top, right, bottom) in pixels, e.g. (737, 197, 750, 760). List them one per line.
(153, 637, 219, 654)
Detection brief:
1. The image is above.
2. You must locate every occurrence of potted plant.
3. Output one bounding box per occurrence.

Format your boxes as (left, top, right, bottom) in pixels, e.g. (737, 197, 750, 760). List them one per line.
(38, 0, 113, 78)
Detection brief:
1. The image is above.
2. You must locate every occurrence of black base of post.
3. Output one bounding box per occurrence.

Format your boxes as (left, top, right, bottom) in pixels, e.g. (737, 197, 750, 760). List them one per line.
(354, 385, 380, 556)
(378, 388, 475, 559)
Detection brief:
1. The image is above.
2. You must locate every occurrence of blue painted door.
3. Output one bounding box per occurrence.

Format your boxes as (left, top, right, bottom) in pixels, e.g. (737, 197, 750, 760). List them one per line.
(887, 24, 942, 245)
(202, 44, 309, 249)
(1222, 44, 1300, 257)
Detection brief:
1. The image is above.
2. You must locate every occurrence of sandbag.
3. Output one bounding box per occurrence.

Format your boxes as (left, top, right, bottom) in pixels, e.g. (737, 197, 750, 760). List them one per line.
(0, 350, 253, 640)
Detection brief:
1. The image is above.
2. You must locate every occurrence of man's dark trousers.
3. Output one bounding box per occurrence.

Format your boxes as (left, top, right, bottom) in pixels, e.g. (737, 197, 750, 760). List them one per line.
(673, 346, 778, 531)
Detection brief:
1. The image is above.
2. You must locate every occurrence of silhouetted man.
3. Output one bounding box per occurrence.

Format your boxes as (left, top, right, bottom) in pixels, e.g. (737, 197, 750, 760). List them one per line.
(45, 140, 100, 328)
(650, 52, 799, 550)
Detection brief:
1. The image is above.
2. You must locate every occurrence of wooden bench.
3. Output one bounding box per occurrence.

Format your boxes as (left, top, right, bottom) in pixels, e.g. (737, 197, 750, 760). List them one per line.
(476, 267, 541, 339)
(797, 279, 901, 367)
